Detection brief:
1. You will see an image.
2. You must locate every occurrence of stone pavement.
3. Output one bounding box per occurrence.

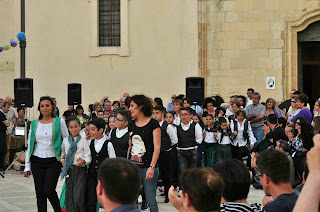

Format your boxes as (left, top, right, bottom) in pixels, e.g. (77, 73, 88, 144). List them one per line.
(0, 170, 265, 212)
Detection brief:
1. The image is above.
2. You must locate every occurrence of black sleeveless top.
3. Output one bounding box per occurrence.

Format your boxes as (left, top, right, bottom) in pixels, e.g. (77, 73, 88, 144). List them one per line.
(88, 139, 109, 177)
(111, 129, 129, 158)
(161, 121, 171, 152)
(177, 122, 197, 148)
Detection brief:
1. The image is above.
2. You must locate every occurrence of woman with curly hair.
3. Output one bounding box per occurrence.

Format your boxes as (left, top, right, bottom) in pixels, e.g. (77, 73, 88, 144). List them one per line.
(128, 95, 160, 211)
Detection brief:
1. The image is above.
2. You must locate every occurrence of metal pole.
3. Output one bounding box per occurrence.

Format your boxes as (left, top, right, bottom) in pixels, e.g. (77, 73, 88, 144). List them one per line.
(20, 0, 26, 78)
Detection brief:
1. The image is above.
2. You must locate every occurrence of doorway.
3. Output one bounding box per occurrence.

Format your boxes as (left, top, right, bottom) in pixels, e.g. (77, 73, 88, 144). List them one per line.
(298, 21, 320, 110)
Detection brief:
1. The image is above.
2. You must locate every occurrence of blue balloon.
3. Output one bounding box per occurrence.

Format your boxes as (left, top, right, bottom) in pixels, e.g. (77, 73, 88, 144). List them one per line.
(0, 46, 3, 52)
(17, 32, 26, 42)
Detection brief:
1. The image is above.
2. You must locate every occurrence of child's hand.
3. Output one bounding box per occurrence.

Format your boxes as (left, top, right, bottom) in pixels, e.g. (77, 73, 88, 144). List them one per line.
(232, 131, 237, 137)
(213, 132, 217, 139)
(76, 158, 85, 167)
(61, 159, 65, 166)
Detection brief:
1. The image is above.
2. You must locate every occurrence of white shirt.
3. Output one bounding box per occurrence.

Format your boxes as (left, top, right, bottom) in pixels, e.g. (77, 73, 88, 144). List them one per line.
(177, 121, 203, 150)
(159, 120, 178, 146)
(230, 119, 256, 147)
(246, 98, 253, 107)
(225, 107, 234, 116)
(116, 127, 128, 138)
(24, 118, 69, 172)
(216, 132, 232, 145)
(61, 136, 92, 166)
(93, 135, 116, 158)
(173, 114, 181, 126)
(204, 129, 217, 144)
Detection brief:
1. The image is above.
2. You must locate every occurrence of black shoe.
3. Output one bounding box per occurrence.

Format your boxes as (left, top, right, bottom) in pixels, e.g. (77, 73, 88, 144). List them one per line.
(164, 197, 169, 203)
(141, 201, 148, 210)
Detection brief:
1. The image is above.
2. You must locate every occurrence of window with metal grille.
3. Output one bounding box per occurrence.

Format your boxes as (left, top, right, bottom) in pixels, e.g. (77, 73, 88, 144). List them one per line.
(99, 0, 121, 47)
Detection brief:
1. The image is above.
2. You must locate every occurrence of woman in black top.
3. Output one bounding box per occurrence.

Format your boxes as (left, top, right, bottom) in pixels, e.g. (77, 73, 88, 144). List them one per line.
(128, 95, 160, 212)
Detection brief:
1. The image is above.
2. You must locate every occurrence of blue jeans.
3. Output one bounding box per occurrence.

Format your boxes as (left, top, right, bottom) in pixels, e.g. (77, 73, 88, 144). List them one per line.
(252, 126, 264, 144)
(141, 167, 159, 212)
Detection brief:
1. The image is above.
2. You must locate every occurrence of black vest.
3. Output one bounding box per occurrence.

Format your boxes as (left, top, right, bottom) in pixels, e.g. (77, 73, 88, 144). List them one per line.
(233, 120, 249, 143)
(161, 121, 171, 152)
(111, 129, 129, 158)
(177, 122, 197, 148)
(88, 139, 109, 177)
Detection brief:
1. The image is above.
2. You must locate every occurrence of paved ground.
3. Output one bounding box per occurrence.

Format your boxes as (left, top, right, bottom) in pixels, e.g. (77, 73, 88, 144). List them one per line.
(0, 170, 265, 212)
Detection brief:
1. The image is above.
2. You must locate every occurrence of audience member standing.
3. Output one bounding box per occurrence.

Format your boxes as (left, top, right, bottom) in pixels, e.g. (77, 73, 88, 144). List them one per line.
(291, 93, 312, 124)
(246, 92, 266, 143)
(278, 89, 296, 115)
(52, 98, 59, 117)
(287, 98, 301, 124)
(0, 102, 10, 171)
(167, 95, 176, 112)
(246, 88, 254, 107)
(63, 105, 75, 120)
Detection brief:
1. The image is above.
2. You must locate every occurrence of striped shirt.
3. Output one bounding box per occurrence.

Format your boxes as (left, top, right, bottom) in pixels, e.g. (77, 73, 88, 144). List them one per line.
(220, 202, 263, 212)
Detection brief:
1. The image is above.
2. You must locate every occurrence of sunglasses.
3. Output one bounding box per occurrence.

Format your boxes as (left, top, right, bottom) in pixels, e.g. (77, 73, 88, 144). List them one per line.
(171, 97, 176, 99)
(291, 101, 296, 103)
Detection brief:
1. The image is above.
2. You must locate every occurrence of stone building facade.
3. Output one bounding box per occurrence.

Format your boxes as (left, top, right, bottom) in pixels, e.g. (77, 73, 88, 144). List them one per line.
(1, 0, 320, 117)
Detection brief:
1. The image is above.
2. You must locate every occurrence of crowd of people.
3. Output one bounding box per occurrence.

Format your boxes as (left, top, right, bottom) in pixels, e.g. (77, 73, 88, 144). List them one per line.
(0, 87, 320, 212)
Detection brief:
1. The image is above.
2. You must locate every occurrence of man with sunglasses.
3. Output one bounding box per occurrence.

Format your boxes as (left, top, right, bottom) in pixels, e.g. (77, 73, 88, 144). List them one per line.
(255, 148, 298, 212)
(167, 94, 176, 112)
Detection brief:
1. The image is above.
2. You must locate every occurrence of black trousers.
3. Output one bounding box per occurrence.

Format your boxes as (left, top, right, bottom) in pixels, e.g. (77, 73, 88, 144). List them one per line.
(30, 155, 62, 212)
(86, 173, 98, 212)
(231, 145, 248, 162)
(158, 149, 174, 198)
(0, 131, 6, 168)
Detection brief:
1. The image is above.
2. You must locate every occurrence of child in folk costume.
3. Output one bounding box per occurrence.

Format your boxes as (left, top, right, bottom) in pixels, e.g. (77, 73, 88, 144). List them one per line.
(216, 117, 233, 163)
(203, 114, 218, 167)
(60, 117, 91, 212)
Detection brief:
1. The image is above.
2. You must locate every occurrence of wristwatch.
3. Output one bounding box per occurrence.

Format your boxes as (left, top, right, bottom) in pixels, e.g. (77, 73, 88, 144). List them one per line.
(149, 165, 155, 170)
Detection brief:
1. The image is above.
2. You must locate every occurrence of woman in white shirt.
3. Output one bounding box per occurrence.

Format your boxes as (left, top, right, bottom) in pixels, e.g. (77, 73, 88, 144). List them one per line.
(24, 96, 68, 212)
(287, 98, 301, 124)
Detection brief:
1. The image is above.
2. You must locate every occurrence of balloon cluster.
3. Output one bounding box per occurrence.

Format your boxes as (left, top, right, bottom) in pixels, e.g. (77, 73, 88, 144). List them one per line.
(0, 32, 26, 53)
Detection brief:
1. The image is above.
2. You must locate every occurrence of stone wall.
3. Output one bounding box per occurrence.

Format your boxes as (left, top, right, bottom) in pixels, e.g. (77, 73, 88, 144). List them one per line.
(200, 0, 320, 103)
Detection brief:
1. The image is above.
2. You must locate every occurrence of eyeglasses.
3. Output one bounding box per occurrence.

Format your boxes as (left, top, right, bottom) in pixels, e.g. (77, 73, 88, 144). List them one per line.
(296, 122, 301, 125)
(180, 113, 189, 116)
(291, 101, 296, 103)
(116, 118, 127, 122)
(171, 97, 176, 99)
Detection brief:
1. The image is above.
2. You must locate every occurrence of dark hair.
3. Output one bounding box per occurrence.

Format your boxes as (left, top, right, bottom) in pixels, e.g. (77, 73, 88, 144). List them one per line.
(125, 97, 130, 108)
(206, 113, 214, 119)
(213, 159, 250, 202)
(98, 158, 141, 204)
(235, 109, 246, 118)
(67, 116, 81, 127)
(293, 90, 302, 96)
(182, 97, 192, 106)
(237, 95, 247, 106)
(90, 118, 106, 131)
(118, 110, 131, 122)
(154, 97, 164, 107)
(166, 111, 175, 118)
(256, 148, 290, 184)
(214, 95, 225, 108)
(75, 105, 84, 115)
(294, 117, 314, 150)
(203, 98, 215, 109)
(97, 110, 104, 114)
(176, 94, 185, 100)
(112, 101, 120, 107)
(247, 88, 254, 93)
(38, 96, 55, 120)
(130, 95, 153, 117)
(267, 114, 277, 125)
(278, 117, 286, 129)
(180, 168, 224, 212)
(296, 93, 309, 106)
(180, 107, 191, 114)
(277, 140, 289, 152)
(218, 117, 227, 125)
(88, 104, 94, 113)
(313, 116, 320, 135)
(17, 107, 25, 114)
(154, 105, 165, 114)
(232, 101, 241, 108)
(216, 107, 226, 117)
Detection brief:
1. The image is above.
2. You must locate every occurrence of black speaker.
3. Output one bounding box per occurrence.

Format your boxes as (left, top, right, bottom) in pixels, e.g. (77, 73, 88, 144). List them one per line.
(68, 83, 81, 105)
(186, 77, 204, 105)
(14, 78, 33, 108)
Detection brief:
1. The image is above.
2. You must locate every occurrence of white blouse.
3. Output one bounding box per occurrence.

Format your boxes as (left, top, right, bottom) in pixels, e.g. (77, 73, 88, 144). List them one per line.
(61, 136, 92, 166)
(230, 119, 256, 147)
(24, 118, 69, 172)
